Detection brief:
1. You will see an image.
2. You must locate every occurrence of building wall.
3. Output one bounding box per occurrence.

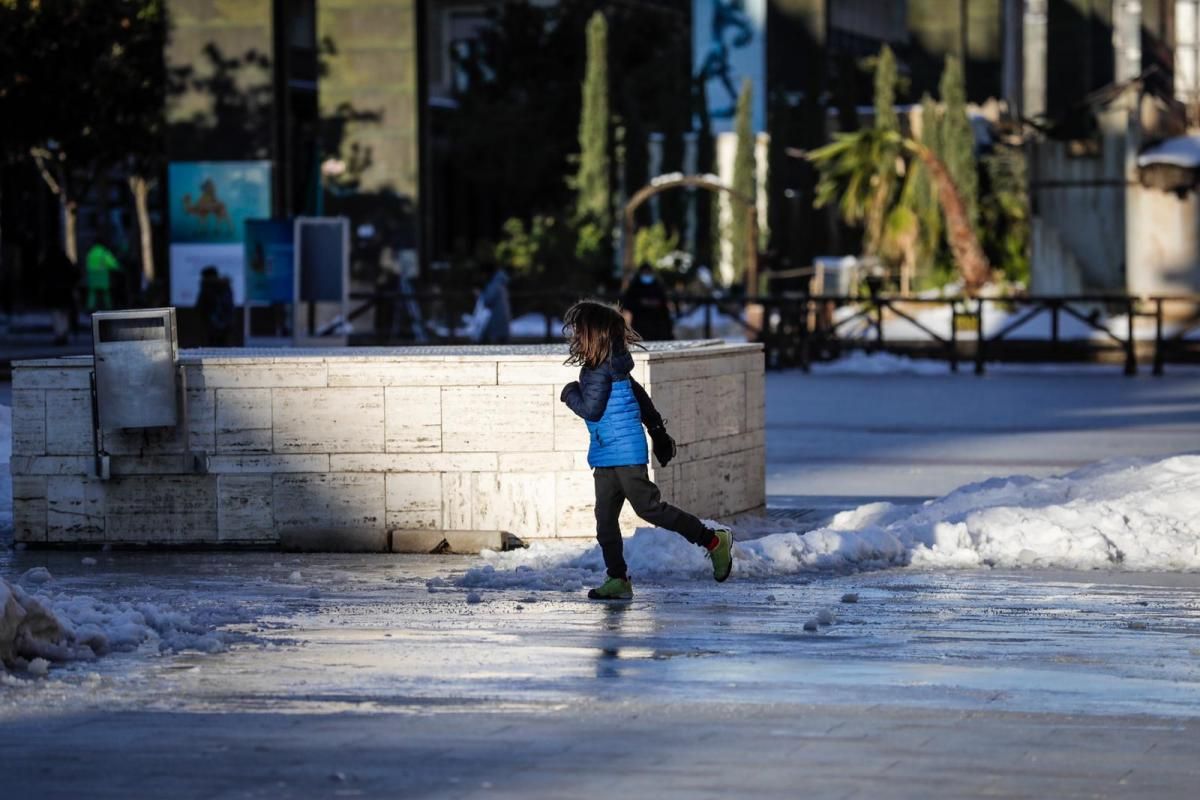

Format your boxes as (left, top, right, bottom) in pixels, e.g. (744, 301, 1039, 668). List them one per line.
(1127, 183, 1200, 295)
(908, 0, 1004, 102)
(1029, 104, 1132, 293)
(317, 0, 420, 198)
(166, 0, 275, 161)
(1046, 0, 1114, 113)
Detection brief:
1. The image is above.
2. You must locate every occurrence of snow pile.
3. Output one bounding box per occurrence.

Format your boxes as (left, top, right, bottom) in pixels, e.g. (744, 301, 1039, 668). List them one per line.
(673, 305, 747, 342)
(811, 351, 948, 376)
(1137, 135, 1200, 169)
(1, 574, 239, 672)
(510, 313, 563, 339)
(456, 455, 1200, 589)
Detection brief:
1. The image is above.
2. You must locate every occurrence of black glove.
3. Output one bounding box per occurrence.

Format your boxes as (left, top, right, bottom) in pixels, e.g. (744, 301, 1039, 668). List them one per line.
(560, 381, 579, 403)
(648, 424, 676, 467)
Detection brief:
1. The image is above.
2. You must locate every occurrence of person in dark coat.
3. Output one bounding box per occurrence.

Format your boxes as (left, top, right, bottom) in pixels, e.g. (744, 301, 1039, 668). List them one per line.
(196, 266, 235, 346)
(478, 262, 511, 344)
(620, 263, 674, 341)
(558, 300, 732, 600)
(42, 248, 79, 345)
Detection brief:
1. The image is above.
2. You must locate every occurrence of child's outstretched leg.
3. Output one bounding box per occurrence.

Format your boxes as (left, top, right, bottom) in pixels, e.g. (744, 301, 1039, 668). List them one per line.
(615, 466, 733, 582)
(589, 467, 633, 600)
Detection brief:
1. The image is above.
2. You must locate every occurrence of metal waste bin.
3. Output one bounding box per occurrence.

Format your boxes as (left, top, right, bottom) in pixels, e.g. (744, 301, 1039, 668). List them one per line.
(92, 308, 179, 429)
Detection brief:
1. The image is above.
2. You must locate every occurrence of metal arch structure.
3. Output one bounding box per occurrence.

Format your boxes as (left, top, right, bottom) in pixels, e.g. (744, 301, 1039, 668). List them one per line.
(621, 173, 758, 290)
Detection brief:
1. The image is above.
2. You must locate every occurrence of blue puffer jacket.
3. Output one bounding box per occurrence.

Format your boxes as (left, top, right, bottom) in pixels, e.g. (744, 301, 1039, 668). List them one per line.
(561, 347, 649, 468)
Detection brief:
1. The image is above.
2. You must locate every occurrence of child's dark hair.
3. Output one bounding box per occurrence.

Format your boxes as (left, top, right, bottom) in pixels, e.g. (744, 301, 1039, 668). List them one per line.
(562, 300, 642, 368)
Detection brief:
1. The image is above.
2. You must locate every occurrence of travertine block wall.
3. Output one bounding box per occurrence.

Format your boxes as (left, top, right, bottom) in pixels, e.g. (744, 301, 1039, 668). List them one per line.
(9, 343, 765, 549)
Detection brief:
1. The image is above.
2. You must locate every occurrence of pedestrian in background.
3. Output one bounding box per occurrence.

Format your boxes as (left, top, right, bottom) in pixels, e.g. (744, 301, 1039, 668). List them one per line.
(84, 238, 121, 311)
(42, 247, 79, 345)
(478, 261, 511, 344)
(196, 265, 235, 346)
(620, 262, 674, 340)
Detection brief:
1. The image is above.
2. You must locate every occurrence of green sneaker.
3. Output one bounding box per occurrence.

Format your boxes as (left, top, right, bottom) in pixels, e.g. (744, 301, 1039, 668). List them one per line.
(708, 526, 733, 582)
(588, 576, 633, 600)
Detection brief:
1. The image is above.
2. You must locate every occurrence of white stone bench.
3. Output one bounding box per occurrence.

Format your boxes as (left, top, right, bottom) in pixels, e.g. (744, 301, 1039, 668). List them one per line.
(9, 342, 765, 550)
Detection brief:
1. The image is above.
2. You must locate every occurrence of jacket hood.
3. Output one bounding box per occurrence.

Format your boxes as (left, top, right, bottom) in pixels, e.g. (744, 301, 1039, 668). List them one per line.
(608, 348, 635, 377)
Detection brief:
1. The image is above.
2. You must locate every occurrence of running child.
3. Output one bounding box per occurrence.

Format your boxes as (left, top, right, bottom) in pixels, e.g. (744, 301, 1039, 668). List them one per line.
(559, 300, 733, 600)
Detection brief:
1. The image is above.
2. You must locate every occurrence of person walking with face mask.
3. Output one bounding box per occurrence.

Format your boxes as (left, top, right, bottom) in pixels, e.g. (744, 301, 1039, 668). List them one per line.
(620, 263, 674, 341)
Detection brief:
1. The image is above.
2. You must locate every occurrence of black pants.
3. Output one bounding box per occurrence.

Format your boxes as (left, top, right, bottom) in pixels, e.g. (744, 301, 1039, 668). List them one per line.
(594, 464, 713, 579)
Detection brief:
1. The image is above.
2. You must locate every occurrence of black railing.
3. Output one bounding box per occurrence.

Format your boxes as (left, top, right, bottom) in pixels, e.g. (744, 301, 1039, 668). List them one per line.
(341, 287, 1200, 376)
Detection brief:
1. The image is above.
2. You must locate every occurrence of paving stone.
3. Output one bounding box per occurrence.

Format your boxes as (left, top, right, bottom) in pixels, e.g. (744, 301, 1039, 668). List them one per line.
(11, 389, 46, 456)
(216, 388, 273, 454)
(442, 386, 555, 452)
(207, 454, 329, 474)
(12, 365, 92, 390)
(273, 388, 385, 453)
(273, 473, 385, 531)
(385, 386, 441, 452)
(385, 472, 442, 530)
(12, 475, 48, 542)
(331, 453, 496, 472)
(193, 363, 328, 389)
(218, 475, 275, 542)
(473, 471, 556, 539)
(327, 361, 496, 387)
(46, 475, 106, 542)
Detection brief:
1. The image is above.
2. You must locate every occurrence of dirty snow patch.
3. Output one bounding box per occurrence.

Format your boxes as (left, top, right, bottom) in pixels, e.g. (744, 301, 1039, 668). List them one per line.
(1, 577, 242, 672)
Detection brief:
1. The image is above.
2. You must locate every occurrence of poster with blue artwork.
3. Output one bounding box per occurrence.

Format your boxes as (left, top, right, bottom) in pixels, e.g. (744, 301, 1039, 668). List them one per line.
(168, 161, 272, 307)
(245, 219, 295, 305)
(693, 0, 766, 133)
(168, 161, 272, 244)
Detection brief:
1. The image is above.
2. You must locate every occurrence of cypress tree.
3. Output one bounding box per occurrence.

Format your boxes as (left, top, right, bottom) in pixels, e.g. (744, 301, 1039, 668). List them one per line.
(913, 93, 944, 270)
(937, 55, 978, 231)
(864, 44, 899, 256)
(730, 78, 755, 285)
(574, 12, 611, 237)
(873, 45, 898, 133)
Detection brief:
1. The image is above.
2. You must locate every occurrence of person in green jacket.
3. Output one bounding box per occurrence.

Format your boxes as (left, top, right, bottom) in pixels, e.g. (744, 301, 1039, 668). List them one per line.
(85, 240, 121, 311)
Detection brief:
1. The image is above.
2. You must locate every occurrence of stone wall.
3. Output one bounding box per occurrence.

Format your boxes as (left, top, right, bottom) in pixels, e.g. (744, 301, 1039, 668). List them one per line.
(9, 343, 764, 550)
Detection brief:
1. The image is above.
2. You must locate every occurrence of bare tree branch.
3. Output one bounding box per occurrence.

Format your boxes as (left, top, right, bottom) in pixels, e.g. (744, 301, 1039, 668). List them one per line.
(29, 147, 62, 196)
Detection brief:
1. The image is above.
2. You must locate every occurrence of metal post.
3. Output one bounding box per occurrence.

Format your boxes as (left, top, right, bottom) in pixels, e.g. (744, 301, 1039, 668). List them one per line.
(1153, 298, 1165, 376)
(704, 299, 713, 340)
(974, 298, 986, 375)
(874, 300, 884, 353)
(1124, 298, 1137, 376)
(800, 298, 812, 373)
(949, 301, 959, 373)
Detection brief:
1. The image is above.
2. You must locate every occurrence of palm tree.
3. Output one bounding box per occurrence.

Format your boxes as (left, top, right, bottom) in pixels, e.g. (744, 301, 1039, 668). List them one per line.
(808, 127, 991, 294)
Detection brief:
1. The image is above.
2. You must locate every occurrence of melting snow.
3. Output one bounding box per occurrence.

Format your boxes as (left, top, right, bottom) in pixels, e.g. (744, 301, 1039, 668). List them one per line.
(1, 576, 241, 672)
(455, 455, 1200, 591)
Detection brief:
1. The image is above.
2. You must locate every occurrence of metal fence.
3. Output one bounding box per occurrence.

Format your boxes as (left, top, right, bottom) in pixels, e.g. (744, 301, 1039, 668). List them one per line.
(345, 287, 1200, 376)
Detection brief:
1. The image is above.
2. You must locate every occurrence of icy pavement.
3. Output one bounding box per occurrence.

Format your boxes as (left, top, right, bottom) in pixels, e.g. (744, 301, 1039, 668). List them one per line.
(1, 550, 1199, 797)
(767, 365, 1200, 504)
